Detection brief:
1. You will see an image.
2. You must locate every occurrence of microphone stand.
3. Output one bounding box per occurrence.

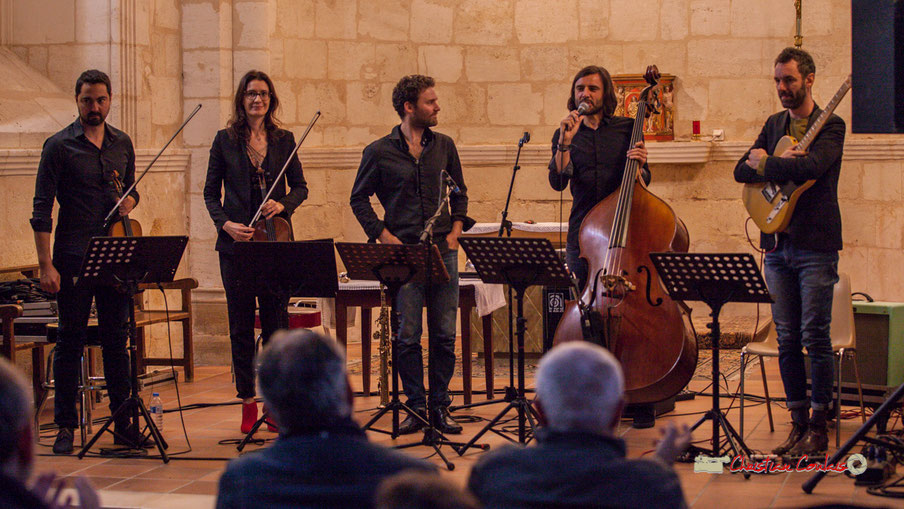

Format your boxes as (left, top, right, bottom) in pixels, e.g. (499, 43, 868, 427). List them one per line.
(452, 132, 529, 412)
(497, 132, 529, 237)
(396, 176, 471, 470)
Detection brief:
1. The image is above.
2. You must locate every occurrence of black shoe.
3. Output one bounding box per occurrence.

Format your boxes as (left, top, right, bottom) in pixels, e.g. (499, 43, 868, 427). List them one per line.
(398, 410, 427, 435)
(53, 428, 74, 455)
(787, 426, 828, 458)
(432, 406, 462, 434)
(772, 422, 807, 455)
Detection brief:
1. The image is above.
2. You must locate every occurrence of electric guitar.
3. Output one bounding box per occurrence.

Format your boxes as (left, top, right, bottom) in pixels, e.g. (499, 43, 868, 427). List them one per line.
(742, 74, 851, 234)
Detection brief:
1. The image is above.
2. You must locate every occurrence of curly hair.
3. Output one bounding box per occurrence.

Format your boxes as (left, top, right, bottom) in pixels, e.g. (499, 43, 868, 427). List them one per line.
(391, 75, 435, 119)
(227, 70, 282, 142)
(566, 65, 618, 117)
(774, 47, 816, 78)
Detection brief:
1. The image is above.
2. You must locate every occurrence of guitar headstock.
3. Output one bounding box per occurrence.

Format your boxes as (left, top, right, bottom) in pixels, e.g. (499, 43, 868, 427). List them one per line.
(640, 65, 662, 117)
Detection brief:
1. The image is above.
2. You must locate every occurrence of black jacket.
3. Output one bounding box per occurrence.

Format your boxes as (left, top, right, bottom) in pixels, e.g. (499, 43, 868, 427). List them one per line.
(734, 106, 845, 252)
(467, 429, 686, 509)
(0, 473, 49, 509)
(215, 419, 435, 509)
(349, 126, 473, 249)
(204, 128, 308, 254)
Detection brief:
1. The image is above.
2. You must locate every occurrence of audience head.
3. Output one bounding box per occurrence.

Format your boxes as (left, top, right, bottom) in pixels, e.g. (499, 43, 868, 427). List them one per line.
(375, 471, 480, 509)
(257, 330, 351, 434)
(0, 358, 34, 482)
(535, 341, 625, 434)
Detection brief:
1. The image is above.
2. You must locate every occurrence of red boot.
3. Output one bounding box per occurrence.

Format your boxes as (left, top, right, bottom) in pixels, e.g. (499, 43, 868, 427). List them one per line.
(241, 401, 258, 434)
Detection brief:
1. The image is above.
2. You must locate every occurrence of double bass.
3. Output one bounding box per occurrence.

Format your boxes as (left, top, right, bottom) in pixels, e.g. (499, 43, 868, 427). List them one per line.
(553, 65, 697, 405)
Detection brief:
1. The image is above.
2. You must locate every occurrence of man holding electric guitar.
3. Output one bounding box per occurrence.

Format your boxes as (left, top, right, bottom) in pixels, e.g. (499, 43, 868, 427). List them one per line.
(734, 47, 846, 458)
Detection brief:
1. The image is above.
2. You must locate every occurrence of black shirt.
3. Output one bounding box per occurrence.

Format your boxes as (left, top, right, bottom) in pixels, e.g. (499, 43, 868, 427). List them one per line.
(548, 115, 650, 250)
(30, 119, 139, 260)
(350, 125, 473, 248)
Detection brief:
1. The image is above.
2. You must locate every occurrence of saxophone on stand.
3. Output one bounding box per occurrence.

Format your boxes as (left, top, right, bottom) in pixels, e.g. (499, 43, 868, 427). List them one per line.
(375, 284, 392, 407)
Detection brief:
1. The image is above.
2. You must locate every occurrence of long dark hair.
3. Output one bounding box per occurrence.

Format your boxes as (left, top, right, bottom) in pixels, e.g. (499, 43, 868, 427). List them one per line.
(227, 70, 282, 142)
(567, 65, 618, 117)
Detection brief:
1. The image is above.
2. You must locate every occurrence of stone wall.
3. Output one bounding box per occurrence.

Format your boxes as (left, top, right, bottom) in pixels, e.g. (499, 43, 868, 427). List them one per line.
(3, 0, 904, 366)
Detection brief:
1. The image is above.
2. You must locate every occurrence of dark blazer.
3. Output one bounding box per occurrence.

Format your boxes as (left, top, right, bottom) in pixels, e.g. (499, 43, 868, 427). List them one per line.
(215, 423, 436, 509)
(204, 128, 308, 254)
(734, 106, 845, 252)
(467, 429, 686, 509)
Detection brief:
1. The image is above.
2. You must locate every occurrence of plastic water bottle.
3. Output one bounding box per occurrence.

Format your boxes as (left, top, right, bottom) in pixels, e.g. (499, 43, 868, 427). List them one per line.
(149, 393, 164, 432)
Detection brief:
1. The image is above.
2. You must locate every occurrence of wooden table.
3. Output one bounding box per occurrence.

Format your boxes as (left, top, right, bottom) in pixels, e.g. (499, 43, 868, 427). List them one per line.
(334, 279, 495, 404)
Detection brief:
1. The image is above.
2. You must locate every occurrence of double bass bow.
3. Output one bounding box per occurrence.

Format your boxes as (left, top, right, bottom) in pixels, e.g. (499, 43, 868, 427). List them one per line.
(553, 65, 697, 405)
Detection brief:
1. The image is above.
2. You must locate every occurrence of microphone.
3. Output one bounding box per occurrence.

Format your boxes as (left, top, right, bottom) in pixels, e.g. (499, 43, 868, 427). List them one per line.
(519, 131, 530, 145)
(576, 101, 590, 115)
(441, 170, 461, 194)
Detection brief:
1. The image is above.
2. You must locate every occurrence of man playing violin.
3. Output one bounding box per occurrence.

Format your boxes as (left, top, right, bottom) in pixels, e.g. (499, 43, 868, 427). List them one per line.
(549, 65, 649, 292)
(204, 70, 308, 434)
(31, 69, 139, 454)
(734, 47, 844, 458)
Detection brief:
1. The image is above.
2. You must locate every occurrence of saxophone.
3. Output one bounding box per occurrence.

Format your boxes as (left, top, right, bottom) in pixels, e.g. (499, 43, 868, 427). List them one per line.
(375, 284, 391, 407)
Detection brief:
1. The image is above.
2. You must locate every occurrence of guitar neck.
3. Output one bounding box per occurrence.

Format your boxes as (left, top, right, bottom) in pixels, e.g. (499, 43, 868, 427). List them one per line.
(797, 75, 851, 151)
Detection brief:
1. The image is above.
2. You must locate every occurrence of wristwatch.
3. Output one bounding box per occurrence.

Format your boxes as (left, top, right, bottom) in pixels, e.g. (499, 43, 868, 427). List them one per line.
(558, 143, 571, 152)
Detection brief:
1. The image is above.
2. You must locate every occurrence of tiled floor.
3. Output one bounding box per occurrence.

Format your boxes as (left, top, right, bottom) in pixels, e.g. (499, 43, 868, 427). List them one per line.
(32, 341, 904, 509)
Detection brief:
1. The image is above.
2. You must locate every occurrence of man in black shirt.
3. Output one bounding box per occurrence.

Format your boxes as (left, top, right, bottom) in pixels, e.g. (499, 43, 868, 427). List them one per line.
(31, 70, 139, 454)
(549, 65, 649, 291)
(350, 75, 473, 434)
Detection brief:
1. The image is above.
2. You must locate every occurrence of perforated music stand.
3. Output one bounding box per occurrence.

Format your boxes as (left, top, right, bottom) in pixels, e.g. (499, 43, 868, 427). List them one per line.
(76, 235, 188, 463)
(456, 237, 572, 455)
(336, 242, 471, 470)
(650, 252, 772, 477)
(233, 240, 339, 451)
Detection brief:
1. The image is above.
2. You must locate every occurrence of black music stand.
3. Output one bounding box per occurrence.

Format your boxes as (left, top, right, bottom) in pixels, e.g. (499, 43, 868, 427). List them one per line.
(336, 241, 471, 470)
(650, 252, 772, 478)
(77, 235, 188, 463)
(456, 237, 572, 455)
(233, 240, 338, 452)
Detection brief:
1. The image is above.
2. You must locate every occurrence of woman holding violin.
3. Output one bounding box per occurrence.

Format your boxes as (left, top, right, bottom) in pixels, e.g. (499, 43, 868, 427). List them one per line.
(203, 70, 308, 433)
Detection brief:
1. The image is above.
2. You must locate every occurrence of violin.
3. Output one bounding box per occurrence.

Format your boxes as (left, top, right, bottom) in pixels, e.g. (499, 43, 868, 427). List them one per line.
(107, 169, 142, 237)
(251, 167, 293, 242)
(553, 65, 697, 405)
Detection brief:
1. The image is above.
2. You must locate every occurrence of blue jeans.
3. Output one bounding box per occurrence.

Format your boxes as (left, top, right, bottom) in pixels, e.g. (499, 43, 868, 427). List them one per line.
(395, 248, 458, 410)
(764, 236, 838, 412)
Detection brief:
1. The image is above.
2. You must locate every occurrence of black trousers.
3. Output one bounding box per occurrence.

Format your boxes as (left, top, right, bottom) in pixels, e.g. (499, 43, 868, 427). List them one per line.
(53, 254, 131, 429)
(219, 251, 289, 400)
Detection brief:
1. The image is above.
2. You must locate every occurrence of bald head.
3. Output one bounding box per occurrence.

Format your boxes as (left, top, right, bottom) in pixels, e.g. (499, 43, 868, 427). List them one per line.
(535, 342, 625, 434)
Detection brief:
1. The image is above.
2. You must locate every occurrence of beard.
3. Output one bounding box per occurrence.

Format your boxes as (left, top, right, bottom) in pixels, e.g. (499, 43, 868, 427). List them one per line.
(577, 100, 604, 116)
(81, 112, 104, 126)
(779, 87, 807, 110)
(412, 111, 438, 128)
